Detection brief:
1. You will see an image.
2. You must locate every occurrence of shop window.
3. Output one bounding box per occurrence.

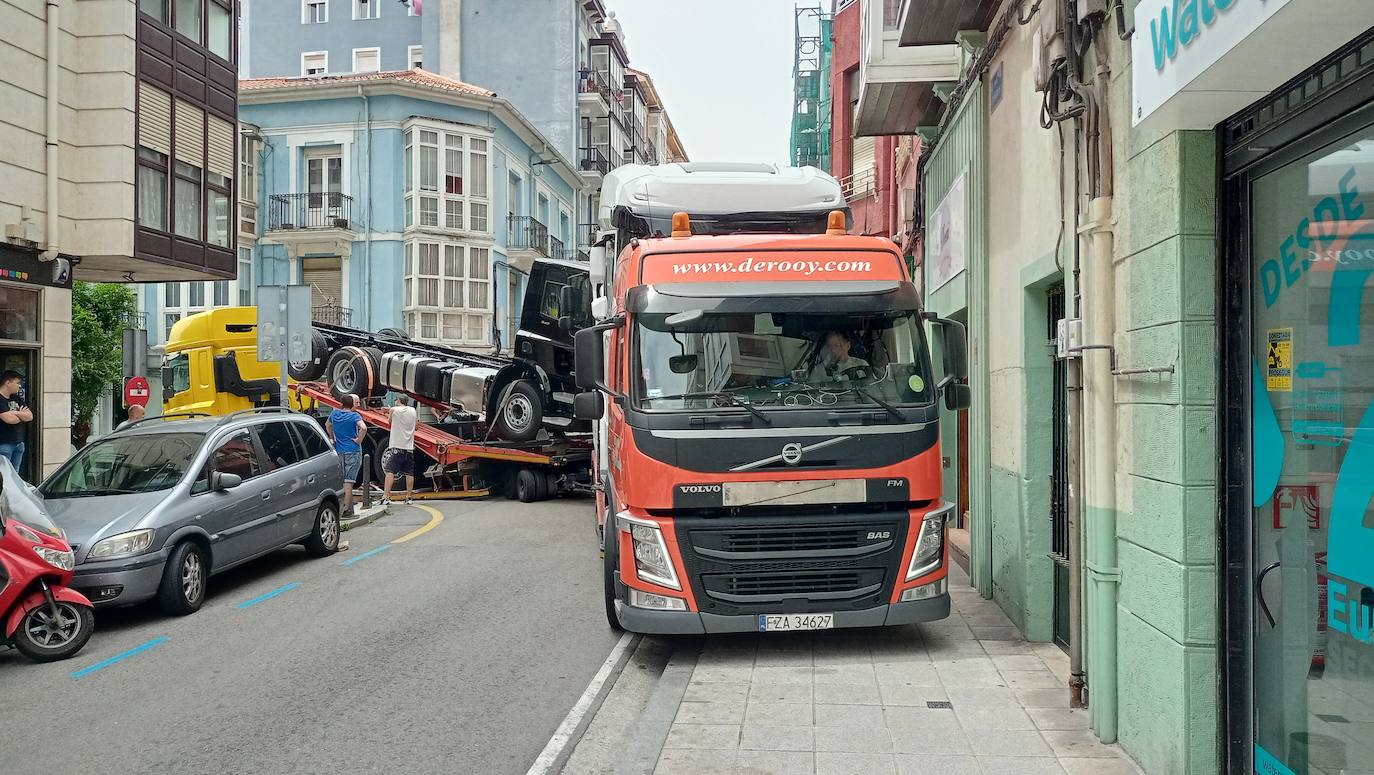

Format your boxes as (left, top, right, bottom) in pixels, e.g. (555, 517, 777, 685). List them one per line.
(0, 286, 39, 342)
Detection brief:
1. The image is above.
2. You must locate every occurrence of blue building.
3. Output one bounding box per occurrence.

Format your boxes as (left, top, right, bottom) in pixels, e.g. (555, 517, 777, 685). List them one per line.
(143, 70, 584, 354)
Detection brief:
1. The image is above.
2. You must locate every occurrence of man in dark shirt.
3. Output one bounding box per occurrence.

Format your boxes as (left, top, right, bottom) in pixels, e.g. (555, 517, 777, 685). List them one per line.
(0, 370, 33, 475)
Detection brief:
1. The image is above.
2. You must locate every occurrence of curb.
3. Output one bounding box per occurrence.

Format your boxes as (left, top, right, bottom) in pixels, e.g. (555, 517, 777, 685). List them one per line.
(342, 503, 388, 531)
(615, 640, 701, 775)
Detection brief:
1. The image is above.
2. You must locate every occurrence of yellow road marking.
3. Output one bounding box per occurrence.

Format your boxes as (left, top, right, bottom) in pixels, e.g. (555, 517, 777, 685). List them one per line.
(393, 504, 444, 544)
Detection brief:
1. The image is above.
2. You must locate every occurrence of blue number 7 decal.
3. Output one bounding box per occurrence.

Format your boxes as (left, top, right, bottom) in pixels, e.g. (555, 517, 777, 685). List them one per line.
(1328, 399, 1374, 589)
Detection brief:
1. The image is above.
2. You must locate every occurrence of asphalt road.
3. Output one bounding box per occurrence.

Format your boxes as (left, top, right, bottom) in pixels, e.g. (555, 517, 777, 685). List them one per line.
(0, 496, 620, 775)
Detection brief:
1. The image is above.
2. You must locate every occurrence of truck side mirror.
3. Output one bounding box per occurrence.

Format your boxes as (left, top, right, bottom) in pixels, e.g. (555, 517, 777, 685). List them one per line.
(573, 391, 604, 420)
(574, 327, 606, 391)
(928, 315, 968, 381)
(944, 383, 971, 411)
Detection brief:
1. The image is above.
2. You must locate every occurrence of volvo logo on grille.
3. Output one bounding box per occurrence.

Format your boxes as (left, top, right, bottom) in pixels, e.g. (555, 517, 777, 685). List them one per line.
(679, 485, 722, 494)
(781, 443, 804, 466)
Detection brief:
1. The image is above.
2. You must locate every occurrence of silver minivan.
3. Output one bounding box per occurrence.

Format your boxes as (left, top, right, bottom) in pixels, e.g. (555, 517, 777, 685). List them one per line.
(39, 409, 345, 615)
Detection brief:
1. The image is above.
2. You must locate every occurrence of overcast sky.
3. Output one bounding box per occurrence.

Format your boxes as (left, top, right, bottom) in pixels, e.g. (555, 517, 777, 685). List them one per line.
(607, 0, 798, 165)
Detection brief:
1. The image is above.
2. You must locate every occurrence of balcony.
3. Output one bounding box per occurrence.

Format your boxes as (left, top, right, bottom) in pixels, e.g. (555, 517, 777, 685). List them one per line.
(580, 145, 610, 176)
(579, 67, 612, 116)
(265, 192, 356, 257)
(840, 168, 877, 201)
(897, 0, 998, 47)
(507, 215, 550, 273)
(312, 305, 352, 326)
(853, 0, 962, 137)
(580, 222, 600, 248)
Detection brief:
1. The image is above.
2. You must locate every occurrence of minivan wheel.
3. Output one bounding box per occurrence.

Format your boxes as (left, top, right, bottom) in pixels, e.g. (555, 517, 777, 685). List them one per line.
(158, 542, 207, 616)
(305, 502, 340, 558)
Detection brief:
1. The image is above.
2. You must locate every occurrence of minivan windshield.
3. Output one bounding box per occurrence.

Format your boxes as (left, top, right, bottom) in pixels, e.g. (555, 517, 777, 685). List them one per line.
(41, 433, 204, 498)
(635, 310, 935, 411)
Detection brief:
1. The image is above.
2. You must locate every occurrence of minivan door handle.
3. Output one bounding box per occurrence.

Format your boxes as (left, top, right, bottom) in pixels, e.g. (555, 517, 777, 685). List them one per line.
(307, 474, 317, 485)
(260, 490, 272, 501)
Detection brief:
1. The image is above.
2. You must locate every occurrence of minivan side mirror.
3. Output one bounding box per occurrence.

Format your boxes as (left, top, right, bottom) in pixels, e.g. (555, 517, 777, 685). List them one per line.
(573, 391, 604, 420)
(211, 471, 243, 491)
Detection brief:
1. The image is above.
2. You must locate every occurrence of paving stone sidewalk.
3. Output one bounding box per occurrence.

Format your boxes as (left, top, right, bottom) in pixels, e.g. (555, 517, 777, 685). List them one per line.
(654, 566, 1144, 775)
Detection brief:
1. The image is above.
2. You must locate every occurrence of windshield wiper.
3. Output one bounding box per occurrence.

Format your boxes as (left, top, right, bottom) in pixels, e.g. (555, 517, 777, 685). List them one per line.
(652, 391, 772, 424)
(848, 387, 903, 422)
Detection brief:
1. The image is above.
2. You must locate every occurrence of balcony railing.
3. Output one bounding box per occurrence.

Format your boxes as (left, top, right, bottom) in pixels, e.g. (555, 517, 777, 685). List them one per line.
(578, 67, 612, 104)
(508, 215, 551, 256)
(268, 193, 354, 231)
(580, 223, 599, 248)
(549, 235, 565, 259)
(553, 246, 590, 262)
(840, 168, 877, 200)
(579, 145, 610, 175)
(312, 305, 352, 326)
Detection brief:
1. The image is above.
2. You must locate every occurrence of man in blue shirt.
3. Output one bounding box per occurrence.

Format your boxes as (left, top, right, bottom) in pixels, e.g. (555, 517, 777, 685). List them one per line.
(328, 394, 366, 515)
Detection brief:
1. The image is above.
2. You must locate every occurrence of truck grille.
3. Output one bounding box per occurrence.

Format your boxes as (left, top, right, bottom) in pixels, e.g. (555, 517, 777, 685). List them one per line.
(675, 511, 908, 616)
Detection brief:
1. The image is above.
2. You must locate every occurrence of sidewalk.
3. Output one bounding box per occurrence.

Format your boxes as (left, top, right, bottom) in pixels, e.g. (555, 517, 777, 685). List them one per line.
(653, 566, 1143, 775)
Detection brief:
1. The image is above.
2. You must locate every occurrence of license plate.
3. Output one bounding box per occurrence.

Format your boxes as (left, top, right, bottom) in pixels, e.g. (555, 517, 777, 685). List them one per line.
(759, 613, 834, 632)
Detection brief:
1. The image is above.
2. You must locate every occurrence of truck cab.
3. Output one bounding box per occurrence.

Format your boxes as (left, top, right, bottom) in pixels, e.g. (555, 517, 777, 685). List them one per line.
(162, 307, 284, 416)
(575, 163, 970, 635)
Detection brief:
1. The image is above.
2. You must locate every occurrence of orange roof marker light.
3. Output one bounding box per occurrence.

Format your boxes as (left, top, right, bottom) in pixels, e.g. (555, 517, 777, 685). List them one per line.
(826, 210, 847, 235)
(671, 211, 692, 238)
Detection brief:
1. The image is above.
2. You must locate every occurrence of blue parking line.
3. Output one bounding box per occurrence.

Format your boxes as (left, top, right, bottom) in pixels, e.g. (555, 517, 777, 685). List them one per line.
(71, 636, 170, 679)
(236, 582, 300, 610)
(341, 543, 392, 566)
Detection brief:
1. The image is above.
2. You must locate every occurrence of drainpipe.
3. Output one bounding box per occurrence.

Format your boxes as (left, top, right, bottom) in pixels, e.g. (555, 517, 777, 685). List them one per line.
(1082, 192, 1118, 742)
(40, 0, 60, 261)
(359, 85, 372, 329)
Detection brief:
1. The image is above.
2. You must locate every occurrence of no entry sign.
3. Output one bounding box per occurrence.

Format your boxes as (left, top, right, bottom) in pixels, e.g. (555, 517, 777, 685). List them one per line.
(124, 376, 151, 407)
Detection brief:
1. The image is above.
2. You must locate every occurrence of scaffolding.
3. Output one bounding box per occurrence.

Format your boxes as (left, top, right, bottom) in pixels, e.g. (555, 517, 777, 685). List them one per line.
(790, 3, 832, 172)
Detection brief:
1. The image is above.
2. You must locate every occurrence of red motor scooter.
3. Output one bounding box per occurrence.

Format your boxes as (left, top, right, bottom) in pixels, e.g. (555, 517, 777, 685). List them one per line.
(0, 459, 95, 662)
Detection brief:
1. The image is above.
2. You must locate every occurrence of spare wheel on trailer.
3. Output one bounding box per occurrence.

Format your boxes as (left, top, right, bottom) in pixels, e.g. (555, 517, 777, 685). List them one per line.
(326, 346, 386, 400)
(288, 330, 330, 381)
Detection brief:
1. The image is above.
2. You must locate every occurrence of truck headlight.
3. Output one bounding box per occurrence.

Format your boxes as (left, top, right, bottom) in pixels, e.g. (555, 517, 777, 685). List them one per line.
(34, 545, 75, 571)
(629, 589, 687, 610)
(88, 529, 156, 560)
(906, 503, 953, 581)
(620, 514, 680, 590)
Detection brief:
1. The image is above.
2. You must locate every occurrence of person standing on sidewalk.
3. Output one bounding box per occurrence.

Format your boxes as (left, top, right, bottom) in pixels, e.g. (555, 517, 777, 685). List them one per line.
(381, 395, 418, 506)
(327, 394, 366, 516)
(0, 370, 33, 476)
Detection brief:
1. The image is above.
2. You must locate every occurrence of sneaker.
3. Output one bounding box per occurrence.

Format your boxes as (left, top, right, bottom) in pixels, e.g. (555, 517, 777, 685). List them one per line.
(380, 498, 392, 507)
(404, 497, 414, 505)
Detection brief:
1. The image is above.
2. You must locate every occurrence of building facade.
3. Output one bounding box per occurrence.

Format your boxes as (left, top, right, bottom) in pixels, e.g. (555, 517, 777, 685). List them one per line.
(181, 70, 584, 359)
(854, 0, 1374, 773)
(0, 0, 238, 477)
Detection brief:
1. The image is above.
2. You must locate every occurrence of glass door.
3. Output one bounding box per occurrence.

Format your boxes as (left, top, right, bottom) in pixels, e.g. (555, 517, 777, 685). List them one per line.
(306, 153, 342, 225)
(1248, 117, 1374, 775)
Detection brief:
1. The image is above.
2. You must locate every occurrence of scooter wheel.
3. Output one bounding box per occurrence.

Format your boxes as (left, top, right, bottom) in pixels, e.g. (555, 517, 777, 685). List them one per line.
(12, 601, 95, 662)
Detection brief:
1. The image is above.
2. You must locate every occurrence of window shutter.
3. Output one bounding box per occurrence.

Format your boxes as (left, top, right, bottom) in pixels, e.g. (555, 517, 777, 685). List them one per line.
(207, 116, 235, 180)
(175, 100, 205, 167)
(138, 83, 172, 156)
(852, 136, 875, 179)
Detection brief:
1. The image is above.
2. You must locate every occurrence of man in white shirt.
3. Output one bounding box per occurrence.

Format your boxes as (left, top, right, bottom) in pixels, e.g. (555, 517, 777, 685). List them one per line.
(808, 331, 870, 382)
(381, 395, 419, 506)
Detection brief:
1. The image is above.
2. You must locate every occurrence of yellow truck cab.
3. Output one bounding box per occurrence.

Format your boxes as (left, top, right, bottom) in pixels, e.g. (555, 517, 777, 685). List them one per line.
(162, 307, 287, 416)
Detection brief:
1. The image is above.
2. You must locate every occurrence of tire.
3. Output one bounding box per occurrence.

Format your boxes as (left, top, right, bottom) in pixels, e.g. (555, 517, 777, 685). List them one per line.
(288, 330, 330, 381)
(602, 517, 622, 631)
(360, 347, 387, 397)
(326, 348, 363, 400)
(304, 501, 341, 557)
(377, 327, 408, 340)
(12, 599, 95, 662)
(494, 380, 543, 442)
(502, 472, 518, 500)
(543, 471, 559, 499)
(158, 541, 208, 616)
(516, 468, 540, 503)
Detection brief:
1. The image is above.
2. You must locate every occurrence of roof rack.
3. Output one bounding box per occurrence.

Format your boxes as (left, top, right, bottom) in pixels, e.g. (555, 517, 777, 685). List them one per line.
(218, 406, 297, 425)
(121, 412, 212, 431)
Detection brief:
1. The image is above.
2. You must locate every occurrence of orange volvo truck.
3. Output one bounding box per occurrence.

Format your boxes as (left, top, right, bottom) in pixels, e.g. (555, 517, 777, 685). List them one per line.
(569, 163, 970, 634)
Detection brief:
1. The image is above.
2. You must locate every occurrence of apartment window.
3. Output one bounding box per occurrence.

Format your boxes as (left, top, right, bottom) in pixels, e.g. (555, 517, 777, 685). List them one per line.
(213, 281, 230, 307)
(238, 246, 254, 305)
(206, 116, 234, 248)
(137, 83, 172, 231)
(140, 0, 167, 23)
(353, 48, 381, 73)
(404, 123, 490, 233)
(303, 0, 328, 23)
(189, 282, 206, 309)
(407, 0, 419, 15)
(174, 0, 201, 42)
(207, 0, 231, 61)
(302, 52, 328, 76)
(239, 135, 257, 204)
(165, 283, 182, 307)
(165, 313, 181, 339)
(404, 241, 490, 345)
(174, 99, 206, 240)
(408, 45, 423, 69)
(353, 0, 380, 20)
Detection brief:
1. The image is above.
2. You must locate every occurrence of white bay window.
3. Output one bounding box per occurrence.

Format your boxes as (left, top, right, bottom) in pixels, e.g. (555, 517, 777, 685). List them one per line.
(404, 240, 491, 347)
(403, 122, 491, 234)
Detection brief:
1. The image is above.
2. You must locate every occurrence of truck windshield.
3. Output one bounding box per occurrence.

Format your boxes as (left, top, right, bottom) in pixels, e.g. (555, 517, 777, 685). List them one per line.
(635, 310, 935, 411)
(41, 433, 204, 497)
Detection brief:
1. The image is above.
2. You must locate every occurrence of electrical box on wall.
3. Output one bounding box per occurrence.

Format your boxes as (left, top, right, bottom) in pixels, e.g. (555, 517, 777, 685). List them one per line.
(1057, 318, 1083, 358)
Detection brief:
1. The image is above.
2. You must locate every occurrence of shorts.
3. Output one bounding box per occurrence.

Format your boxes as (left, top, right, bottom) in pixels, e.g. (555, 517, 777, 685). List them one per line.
(383, 448, 414, 476)
(340, 451, 363, 482)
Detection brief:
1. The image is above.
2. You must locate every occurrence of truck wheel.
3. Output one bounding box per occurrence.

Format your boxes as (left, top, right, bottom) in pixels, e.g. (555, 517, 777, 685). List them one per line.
(494, 380, 543, 442)
(288, 330, 329, 381)
(327, 347, 384, 401)
(602, 520, 622, 631)
(377, 327, 407, 340)
(544, 472, 559, 499)
(502, 472, 518, 500)
(360, 347, 387, 397)
(516, 469, 540, 503)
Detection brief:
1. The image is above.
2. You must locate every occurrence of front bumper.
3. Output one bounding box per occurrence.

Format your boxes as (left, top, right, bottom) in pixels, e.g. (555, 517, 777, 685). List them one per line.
(615, 594, 950, 635)
(71, 551, 167, 607)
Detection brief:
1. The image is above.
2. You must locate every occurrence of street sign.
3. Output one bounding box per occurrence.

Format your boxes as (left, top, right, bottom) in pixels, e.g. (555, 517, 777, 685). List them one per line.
(255, 285, 313, 363)
(124, 376, 151, 408)
(122, 327, 148, 378)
